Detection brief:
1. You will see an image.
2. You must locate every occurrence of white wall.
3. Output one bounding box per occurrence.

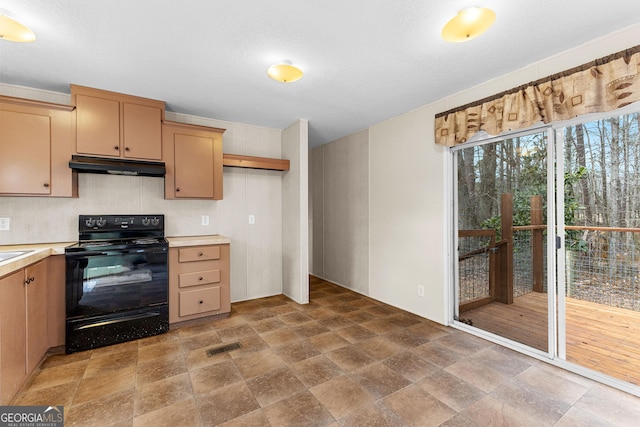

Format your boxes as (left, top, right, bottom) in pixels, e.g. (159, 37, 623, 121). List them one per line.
(309, 144, 324, 275)
(369, 110, 448, 323)
(310, 130, 369, 295)
(0, 84, 284, 303)
(330, 23, 640, 325)
(282, 119, 309, 304)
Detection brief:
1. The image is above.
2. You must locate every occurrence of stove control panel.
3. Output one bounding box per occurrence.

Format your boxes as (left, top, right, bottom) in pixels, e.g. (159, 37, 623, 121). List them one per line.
(140, 217, 161, 227)
(79, 215, 164, 232)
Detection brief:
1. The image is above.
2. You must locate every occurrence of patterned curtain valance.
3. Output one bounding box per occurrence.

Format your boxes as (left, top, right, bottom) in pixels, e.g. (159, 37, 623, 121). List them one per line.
(434, 45, 640, 146)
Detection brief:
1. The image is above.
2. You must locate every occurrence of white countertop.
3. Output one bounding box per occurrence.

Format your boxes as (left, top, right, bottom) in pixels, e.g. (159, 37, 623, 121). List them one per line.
(0, 242, 75, 278)
(0, 235, 231, 277)
(166, 235, 231, 247)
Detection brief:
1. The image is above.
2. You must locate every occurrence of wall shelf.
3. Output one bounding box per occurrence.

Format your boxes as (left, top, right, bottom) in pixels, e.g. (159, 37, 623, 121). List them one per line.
(222, 154, 290, 171)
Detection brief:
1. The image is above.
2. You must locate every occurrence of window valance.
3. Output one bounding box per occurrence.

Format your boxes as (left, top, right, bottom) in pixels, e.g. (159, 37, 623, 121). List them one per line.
(434, 45, 640, 146)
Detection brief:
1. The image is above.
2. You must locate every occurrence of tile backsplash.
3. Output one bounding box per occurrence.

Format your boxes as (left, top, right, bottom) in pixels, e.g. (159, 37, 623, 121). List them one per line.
(0, 173, 220, 245)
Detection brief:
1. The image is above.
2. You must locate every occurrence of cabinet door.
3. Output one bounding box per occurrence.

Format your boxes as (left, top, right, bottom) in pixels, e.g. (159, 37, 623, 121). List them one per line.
(0, 110, 51, 194)
(0, 270, 27, 405)
(179, 286, 221, 317)
(76, 94, 121, 157)
(25, 260, 48, 373)
(47, 255, 66, 348)
(163, 121, 223, 200)
(123, 102, 162, 160)
(174, 133, 214, 198)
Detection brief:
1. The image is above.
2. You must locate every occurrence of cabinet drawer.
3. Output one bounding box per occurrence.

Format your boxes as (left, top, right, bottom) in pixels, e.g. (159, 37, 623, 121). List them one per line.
(178, 246, 221, 263)
(179, 287, 221, 317)
(178, 269, 221, 288)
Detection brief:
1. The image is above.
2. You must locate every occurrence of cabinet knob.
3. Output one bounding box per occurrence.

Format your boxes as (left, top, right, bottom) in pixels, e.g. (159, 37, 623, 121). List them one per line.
(198, 252, 203, 257)
(199, 300, 204, 304)
(125, 147, 130, 151)
(199, 277, 203, 281)
(114, 146, 120, 151)
(176, 188, 180, 192)
(43, 183, 50, 188)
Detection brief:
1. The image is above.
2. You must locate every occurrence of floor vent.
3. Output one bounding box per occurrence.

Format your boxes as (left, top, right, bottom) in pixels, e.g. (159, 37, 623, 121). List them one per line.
(206, 342, 242, 356)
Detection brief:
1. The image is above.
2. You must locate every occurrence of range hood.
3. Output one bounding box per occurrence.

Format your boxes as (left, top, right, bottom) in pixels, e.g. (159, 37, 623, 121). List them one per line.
(69, 155, 166, 177)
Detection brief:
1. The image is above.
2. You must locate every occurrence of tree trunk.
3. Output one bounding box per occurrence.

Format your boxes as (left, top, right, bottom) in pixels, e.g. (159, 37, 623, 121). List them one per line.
(610, 117, 621, 274)
(575, 124, 592, 224)
(478, 144, 497, 227)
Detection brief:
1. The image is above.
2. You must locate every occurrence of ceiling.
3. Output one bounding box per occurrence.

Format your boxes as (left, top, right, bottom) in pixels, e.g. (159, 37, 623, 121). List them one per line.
(1, 1, 639, 148)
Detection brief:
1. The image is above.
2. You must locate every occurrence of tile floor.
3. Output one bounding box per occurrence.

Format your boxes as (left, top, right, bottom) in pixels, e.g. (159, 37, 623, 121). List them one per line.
(13, 276, 640, 426)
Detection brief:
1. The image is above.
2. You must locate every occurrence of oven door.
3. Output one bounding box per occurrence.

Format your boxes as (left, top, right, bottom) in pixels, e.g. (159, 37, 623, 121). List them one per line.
(66, 245, 168, 319)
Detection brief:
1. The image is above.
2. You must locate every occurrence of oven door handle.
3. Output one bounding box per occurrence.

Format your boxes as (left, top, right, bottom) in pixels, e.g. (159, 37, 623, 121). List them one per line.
(73, 311, 161, 331)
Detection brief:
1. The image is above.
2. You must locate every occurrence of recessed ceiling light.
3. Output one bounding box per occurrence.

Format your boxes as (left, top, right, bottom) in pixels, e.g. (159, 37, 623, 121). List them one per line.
(267, 60, 303, 83)
(441, 6, 495, 43)
(0, 14, 36, 42)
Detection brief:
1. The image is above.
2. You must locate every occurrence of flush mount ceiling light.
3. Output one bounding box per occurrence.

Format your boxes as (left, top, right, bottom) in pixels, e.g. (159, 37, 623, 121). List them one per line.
(0, 14, 36, 42)
(441, 6, 495, 42)
(267, 60, 303, 83)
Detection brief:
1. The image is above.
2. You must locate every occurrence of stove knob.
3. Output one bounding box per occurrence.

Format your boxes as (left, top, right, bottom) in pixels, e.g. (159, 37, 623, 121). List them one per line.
(85, 218, 96, 227)
(151, 217, 160, 226)
(96, 218, 107, 227)
(142, 217, 151, 226)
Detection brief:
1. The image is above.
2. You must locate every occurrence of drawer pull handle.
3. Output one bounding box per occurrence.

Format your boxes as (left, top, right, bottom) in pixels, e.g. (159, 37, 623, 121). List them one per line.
(199, 277, 203, 281)
(198, 252, 203, 256)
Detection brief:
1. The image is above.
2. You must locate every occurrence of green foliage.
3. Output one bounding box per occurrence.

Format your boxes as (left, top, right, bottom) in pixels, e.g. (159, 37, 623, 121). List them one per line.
(480, 156, 588, 252)
(564, 166, 588, 251)
(480, 216, 502, 240)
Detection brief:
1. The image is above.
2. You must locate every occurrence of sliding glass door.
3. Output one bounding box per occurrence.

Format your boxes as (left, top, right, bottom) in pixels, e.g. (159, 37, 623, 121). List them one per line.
(559, 111, 640, 386)
(452, 106, 640, 389)
(453, 129, 552, 354)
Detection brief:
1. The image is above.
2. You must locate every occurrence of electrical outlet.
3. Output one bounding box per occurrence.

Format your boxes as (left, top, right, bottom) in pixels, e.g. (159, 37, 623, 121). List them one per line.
(0, 217, 9, 231)
(249, 215, 255, 225)
(201, 215, 209, 226)
(418, 285, 425, 297)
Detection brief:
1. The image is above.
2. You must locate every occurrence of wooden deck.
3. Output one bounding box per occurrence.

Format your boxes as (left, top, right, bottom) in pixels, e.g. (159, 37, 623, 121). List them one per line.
(461, 292, 640, 386)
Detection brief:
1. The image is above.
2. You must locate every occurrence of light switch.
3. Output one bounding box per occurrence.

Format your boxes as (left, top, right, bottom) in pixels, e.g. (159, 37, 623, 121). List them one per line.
(249, 215, 255, 225)
(0, 218, 9, 231)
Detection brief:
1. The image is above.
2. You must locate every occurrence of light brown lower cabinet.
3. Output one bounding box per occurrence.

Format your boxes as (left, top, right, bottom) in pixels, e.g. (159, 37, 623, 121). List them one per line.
(0, 269, 27, 404)
(47, 256, 66, 350)
(25, 260, 49, 374)
(0, 256, 65, 405)
(0, 259, 49, 404)
(169, 244, 230, 324)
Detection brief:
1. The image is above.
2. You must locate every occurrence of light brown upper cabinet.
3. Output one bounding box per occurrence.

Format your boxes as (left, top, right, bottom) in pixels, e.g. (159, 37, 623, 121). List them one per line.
(0, 96, 77, 197)
(163, 121, 224, 200)
(71, 85, 164, 161)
